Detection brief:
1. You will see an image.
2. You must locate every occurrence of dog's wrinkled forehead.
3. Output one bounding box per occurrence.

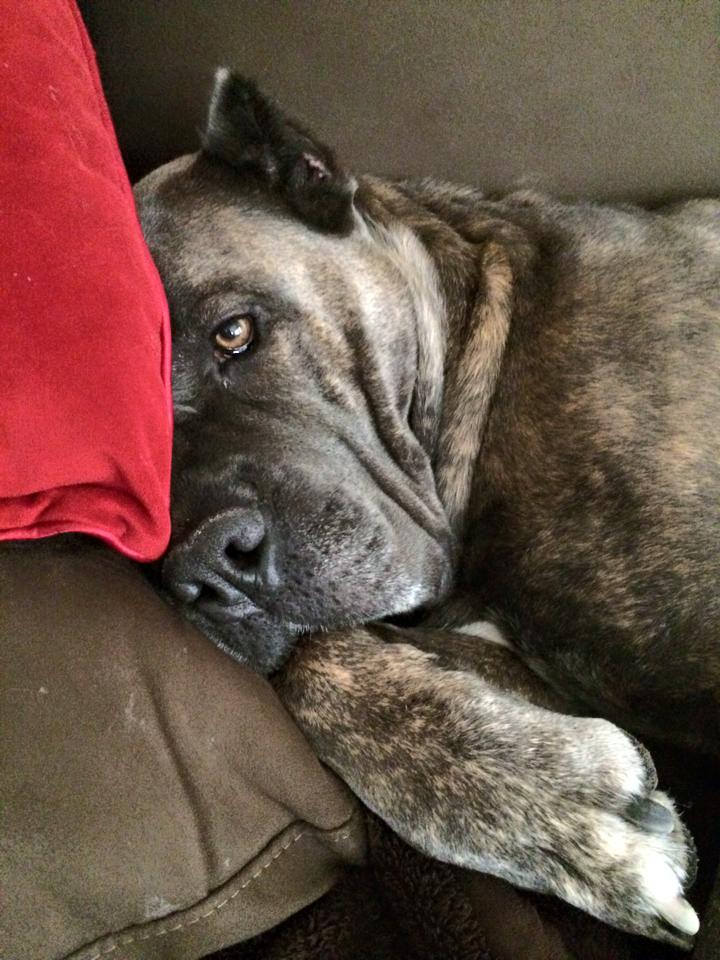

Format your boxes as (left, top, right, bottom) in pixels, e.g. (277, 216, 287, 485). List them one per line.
(137, 154, 407, 344)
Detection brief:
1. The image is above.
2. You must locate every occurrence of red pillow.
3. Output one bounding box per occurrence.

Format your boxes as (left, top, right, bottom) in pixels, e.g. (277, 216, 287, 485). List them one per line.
(0, 0, 172, 561)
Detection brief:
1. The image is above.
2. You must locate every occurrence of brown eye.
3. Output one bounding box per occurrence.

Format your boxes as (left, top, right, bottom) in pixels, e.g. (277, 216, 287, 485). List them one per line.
(213, 315, 254, 355)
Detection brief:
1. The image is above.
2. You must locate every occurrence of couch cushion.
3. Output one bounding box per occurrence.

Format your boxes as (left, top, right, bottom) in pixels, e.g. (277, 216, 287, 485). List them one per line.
(0, 539, 365, 960)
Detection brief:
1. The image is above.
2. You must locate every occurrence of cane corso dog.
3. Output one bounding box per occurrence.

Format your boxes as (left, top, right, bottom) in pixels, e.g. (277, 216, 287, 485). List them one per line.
(134, 70, 720, 949)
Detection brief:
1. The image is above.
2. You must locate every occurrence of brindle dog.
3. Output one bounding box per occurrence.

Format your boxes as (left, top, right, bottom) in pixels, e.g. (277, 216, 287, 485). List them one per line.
(134, 71, 719, 949)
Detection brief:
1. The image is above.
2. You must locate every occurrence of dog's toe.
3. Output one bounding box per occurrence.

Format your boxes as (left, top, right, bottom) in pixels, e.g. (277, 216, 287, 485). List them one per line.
(624, 795, 675, 833)
(574, 788, 698, 947)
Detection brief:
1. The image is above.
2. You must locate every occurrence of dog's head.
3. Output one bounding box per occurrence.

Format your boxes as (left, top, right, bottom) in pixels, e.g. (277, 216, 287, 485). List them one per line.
(135, 71, 453, 673)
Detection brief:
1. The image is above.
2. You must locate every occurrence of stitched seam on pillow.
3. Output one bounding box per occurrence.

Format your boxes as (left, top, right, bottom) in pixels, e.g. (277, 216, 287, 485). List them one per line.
(82, 820, 356, 959)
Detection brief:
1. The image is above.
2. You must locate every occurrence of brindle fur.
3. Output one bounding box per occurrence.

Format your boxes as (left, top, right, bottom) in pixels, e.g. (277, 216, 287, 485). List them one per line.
(275, 627, 696, 944)
(135, 72, 719, 948)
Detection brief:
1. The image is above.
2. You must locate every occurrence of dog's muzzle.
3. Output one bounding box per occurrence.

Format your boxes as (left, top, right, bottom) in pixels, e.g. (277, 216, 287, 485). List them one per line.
(163, 506, 279, 622)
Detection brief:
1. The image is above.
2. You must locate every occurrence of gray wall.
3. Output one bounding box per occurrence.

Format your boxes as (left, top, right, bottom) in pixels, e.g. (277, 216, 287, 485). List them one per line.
(85, 0, 719, 202)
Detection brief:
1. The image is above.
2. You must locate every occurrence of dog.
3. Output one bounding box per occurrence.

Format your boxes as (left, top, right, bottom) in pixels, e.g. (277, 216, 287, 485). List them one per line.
(134, 70, 719, 949)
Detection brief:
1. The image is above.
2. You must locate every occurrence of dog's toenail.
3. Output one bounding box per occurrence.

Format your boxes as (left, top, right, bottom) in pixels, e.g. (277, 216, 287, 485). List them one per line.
(659, 897, 700, 936)
(625, 797, 675, 834)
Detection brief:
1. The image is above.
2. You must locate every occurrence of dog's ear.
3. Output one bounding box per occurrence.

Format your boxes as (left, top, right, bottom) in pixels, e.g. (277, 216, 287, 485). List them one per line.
(202, 69, 355, 235)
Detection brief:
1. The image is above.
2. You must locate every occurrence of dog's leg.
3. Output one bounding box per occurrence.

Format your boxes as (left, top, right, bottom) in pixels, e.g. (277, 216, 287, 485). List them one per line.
(274, 626, 698, 948)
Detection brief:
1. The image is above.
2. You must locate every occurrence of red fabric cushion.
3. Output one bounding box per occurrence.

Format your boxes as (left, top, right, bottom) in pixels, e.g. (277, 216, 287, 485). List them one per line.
(0, 0, 172, 560)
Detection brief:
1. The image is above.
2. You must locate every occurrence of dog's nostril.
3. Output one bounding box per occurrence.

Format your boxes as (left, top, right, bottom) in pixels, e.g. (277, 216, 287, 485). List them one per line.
(164, 506, 271, 611)
(196, 582, 223, 607)
(174, 580, 202, 604)
(225, 540, 262, 570)
(195, 577, 246, 609)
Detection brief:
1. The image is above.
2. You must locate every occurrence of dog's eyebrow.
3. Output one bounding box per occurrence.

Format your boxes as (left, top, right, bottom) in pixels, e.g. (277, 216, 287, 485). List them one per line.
(176, 276, 253, 306)
(172, 276, 290, 322)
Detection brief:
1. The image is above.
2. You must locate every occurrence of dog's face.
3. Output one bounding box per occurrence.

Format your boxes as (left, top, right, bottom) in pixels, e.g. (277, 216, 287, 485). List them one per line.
(135, 73, 453, 672)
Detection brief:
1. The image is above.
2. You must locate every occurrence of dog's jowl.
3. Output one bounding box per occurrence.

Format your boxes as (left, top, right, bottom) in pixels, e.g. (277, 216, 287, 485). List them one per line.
(135, 70, 719, 946)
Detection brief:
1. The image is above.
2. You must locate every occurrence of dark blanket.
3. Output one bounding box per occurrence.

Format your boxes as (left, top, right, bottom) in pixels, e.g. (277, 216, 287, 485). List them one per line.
(213, 745, 720, 960)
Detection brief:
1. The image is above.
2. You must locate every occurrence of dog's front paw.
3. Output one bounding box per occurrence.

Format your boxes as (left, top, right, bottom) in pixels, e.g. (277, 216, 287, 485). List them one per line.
(560, 789, 697, 948)
(277, 632, 698, 947)
(382, 682, 699, 948)
(532, 721, 699, 947)
(523, 717, 698, 948)
(436, 711, 698, 948)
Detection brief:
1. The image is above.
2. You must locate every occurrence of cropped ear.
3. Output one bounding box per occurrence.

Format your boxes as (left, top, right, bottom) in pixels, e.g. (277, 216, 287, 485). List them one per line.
(202, 68, 356, 235)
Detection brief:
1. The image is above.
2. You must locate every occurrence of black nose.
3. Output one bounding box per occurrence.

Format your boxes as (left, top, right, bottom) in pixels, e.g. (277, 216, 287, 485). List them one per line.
(163, 507, 276, 618)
